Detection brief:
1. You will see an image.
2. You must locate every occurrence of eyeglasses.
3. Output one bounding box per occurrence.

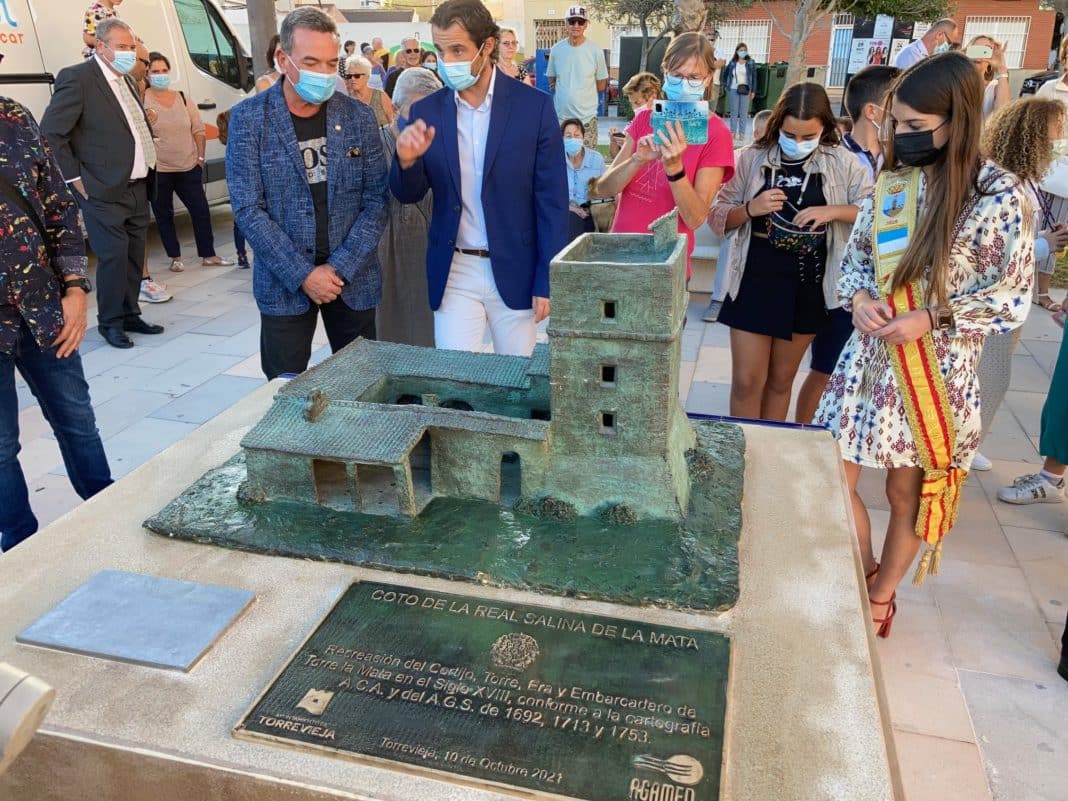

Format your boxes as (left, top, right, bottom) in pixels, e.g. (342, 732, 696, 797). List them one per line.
(404, 48, 421, 54)
(139, 59, 151, 68)
(566, 19, 587, 26)
(344, 73, 367, 79)
(500, 41, 518, 47)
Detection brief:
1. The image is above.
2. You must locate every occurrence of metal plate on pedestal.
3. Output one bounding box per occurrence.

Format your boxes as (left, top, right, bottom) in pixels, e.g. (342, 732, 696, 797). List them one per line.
(17, 570, 255, 671)
(235, 581, 729, 801)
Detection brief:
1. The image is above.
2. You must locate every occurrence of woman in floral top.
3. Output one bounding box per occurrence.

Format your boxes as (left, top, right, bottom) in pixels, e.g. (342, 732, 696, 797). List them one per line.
(82, 0, 122, 59)
(814, 53, 1034, 636)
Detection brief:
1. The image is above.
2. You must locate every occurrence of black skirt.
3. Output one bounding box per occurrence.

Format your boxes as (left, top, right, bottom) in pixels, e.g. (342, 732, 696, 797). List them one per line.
(718, 233, 829, 340)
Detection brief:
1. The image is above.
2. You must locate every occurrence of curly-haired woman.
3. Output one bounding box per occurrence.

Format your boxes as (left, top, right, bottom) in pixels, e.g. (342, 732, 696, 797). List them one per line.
(973, 98, 1068, 470)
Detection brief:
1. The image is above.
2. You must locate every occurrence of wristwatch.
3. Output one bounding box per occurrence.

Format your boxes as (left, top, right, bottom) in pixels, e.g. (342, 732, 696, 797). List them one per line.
(62, 277, 92, 295)
(934, 306, 954, 330)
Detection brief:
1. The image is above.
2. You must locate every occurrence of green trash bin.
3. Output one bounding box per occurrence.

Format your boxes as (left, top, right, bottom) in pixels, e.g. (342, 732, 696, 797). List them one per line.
(756, 62, 789, 112)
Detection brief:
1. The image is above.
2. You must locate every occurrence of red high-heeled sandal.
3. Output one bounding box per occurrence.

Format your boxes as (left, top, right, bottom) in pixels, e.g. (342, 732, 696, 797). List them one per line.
(870, 592, 896, 639)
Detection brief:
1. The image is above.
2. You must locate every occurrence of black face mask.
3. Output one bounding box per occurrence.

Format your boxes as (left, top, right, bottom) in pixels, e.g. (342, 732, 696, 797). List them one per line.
(894, 119, 948, 167)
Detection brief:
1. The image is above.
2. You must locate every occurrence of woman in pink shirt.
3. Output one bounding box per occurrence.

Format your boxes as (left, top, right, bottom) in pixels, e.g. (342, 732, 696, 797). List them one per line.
(594, 32, 734, 279)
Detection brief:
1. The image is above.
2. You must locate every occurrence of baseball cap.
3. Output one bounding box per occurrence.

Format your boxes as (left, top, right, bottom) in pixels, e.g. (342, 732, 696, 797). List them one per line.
(566, 6, 588, 21)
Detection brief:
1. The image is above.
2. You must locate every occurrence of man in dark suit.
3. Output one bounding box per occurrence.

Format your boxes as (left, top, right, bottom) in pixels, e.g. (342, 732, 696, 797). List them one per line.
(41, 17, 163, 349)
(390, 0, 568, 356)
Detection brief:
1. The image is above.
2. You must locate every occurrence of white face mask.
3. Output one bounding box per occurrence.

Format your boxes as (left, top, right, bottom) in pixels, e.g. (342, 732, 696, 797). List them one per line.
(1053, 138, 1068, 158)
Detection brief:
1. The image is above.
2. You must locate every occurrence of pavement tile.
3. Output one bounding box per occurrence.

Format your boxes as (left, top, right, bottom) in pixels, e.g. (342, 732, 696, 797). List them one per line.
(1009, 353, 1053, 394)
(101, 417, 199, 479)
(700, 321, 731, 347)
(152, 353, 245, 398)
(89, 389, 174, 441)
(125, 333, 229, 371)
(190, 304, 262, 337)
(949, 485, 1019, 568)
(77, 340, 142, 378)
(200, 323, 261, 358)
(932, 560, 1058, 682)
(1003, 390, 1046, 438)
(975, 460, 1068, 534)
(692, 346, 733, 383)
(1018, 339, 1061, 377)
(26, 473, 84, 530)
(684, 380, 729, 415)
(17, 405, 50, 445)
(892, 730, 992, 801)
(86, 364, 165, 406)
(149, 375, 265, 424)
(15, 436, 63, 482)
(223, 354, 265, 379)
(1001, 525, 1068, 625)
(678, 361, 695, 404)
(959, 670, 1068, 801)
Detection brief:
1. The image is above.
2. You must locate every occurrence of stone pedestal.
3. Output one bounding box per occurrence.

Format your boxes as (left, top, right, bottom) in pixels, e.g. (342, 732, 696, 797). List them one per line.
(0, 384, 901, 801)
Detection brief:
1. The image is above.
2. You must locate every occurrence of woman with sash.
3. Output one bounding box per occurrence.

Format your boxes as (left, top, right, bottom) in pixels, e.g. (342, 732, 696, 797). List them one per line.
(814, 52, 1034, 638)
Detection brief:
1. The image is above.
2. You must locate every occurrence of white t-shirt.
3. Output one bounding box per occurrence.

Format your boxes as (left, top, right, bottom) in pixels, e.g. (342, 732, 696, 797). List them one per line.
(546, 38, 609, 122)
(893, 39, 929, 70)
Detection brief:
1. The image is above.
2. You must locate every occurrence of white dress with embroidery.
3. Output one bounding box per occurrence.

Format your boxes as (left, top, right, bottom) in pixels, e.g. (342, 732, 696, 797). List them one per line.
(814, 162, 1035, 470)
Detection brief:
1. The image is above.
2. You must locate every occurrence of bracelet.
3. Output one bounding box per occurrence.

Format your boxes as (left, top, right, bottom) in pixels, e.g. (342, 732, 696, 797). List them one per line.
(997, 73, 1009, 80)
(744, 201, 753, 218)
(666, 168, 686, 183)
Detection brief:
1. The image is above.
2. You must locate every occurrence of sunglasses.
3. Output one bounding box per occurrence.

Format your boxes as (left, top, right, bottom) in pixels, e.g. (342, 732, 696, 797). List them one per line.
(344, 73, 367, 79)
(566, 19, 587, 26)
(404, 48, 421, 54)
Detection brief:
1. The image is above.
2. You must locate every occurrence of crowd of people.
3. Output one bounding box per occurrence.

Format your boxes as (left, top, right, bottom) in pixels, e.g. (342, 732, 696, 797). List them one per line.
(0, 0, 1066, 679)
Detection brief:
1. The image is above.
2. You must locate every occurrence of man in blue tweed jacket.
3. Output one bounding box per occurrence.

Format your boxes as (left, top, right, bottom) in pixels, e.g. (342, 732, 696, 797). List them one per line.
(226, 7, 388, 379)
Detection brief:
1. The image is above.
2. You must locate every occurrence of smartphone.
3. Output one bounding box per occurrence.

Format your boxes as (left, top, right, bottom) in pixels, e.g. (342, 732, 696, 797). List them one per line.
(610, 131, 626, 140)
(651, 100, 709, 146)
(966, 44, 994, 60)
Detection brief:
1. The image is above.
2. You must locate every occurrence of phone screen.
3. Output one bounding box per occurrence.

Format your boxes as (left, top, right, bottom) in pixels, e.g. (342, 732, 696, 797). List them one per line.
(965, 45, 993, 60)
(650, 100, 709, 146)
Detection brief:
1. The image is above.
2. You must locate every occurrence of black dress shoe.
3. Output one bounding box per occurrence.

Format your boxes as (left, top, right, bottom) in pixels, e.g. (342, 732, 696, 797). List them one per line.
(1059, 658, 1068, 682)
(99, 325, 134, 349)
(123, 317, 165, 335)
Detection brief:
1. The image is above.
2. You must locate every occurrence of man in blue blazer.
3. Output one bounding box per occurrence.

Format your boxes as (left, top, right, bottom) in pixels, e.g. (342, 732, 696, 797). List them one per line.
(226, 7, 388, 379)
(390, 0, 568, 356)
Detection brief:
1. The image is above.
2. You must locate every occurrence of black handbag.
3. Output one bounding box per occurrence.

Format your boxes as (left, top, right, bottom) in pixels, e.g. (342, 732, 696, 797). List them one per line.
(737, 84, 751, 95)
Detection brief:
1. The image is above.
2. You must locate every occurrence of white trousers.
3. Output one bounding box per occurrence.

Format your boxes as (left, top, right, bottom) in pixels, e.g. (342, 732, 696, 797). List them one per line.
(434, 252, 536, 356)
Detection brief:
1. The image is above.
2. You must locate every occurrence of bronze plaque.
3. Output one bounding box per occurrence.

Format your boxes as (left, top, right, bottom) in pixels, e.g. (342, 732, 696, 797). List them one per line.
(235, 581, 729, 801)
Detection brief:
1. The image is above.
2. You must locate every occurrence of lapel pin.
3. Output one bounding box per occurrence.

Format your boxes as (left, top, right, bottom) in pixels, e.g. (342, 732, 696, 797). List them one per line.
(347, 147, 361, 157)
(335, 124, 342, 131)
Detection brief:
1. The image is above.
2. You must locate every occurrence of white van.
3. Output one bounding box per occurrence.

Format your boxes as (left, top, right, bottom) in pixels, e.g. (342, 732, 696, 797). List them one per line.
(0, 0, 252, 201)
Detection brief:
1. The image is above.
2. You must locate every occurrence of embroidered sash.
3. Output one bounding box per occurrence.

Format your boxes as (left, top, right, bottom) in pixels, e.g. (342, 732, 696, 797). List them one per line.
(872, 169, 967, 586)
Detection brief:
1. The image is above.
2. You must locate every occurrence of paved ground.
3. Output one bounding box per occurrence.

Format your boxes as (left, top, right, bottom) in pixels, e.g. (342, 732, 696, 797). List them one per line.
(10, 206, 1068, 801)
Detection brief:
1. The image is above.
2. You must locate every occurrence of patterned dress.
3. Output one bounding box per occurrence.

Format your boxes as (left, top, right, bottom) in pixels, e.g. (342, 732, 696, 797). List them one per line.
(82, 2, 117, 59)
(814, 162, 1035, 470)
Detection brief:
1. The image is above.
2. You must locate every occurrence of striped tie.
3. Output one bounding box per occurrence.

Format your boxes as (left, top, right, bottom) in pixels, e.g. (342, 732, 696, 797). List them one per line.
(117, 76, 157, 170)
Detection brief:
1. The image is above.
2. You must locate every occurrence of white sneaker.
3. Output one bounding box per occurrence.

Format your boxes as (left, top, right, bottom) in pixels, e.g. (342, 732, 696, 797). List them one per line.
(996, 473, 1066, 505)
(139, 278, 173, 304)
(970, 451, 993, 471)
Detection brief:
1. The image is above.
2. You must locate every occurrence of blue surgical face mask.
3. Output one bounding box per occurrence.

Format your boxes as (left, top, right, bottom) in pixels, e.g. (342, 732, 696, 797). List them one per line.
(662, 73, 705, 102)
(779, 132, 819, 159)
(439, 43, 484, 93)
(148, 74, 171, 90)
(425, 60, 438, 72)
(284, 58, 336, 104)
(737, 50, 747, 59)
(563, 137, 584, 157)
(108, 48, 137, 75)
(934, 40, 950, 54)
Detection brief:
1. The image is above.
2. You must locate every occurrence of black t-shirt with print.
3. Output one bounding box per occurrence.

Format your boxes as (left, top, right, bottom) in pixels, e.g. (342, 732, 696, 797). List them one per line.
(291, 105, 330, 265)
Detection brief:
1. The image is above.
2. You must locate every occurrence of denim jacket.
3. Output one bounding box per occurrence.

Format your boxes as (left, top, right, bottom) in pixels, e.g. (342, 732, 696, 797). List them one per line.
(723, 59, 753, 91)
(708, 143, 873, 308)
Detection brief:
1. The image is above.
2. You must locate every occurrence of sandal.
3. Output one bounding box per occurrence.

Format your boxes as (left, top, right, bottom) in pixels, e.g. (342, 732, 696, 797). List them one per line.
(201, 257, 234, 267)
(870, 592, 897, 639)
(168, 259, 185, 272)
(1035, 293, 1063, 313)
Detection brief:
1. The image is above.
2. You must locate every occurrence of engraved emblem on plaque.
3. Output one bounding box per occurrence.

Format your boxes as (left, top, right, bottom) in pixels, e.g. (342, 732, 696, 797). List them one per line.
(489, 632, 540, 672)
(632, 753, 705, 786)
(295, 688, 335, 716)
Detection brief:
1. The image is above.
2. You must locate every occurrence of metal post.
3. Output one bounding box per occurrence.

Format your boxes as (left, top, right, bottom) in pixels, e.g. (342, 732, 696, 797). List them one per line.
(246, 0, 279, 80)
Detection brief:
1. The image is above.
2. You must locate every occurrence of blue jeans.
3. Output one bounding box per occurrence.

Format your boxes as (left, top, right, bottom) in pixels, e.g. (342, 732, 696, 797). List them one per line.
(729, 89, 751, 137)
(234, 223, 246, 257)
(0, 321, 112, 551)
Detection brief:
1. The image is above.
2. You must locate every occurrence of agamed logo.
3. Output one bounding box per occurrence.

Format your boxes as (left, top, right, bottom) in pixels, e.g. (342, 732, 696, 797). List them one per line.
(628, 753, 704, 801)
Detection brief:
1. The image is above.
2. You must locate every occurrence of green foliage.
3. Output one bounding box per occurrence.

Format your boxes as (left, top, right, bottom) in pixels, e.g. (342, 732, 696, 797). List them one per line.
(838, 0, 952, 18)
